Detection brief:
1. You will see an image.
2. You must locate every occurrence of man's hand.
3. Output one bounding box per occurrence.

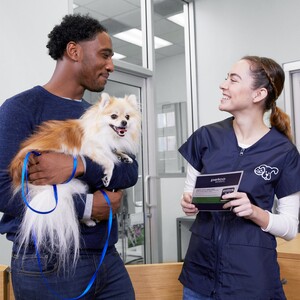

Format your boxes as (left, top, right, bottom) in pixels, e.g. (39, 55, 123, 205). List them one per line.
(92, 190, 123, 221)
(28, 152, 84, 185)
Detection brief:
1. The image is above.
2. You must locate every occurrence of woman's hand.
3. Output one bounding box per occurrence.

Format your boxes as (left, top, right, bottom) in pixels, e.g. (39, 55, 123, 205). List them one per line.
(222, 191, 270, 228)
(222, 192, 254, 218)
(181, 192, 198, 216)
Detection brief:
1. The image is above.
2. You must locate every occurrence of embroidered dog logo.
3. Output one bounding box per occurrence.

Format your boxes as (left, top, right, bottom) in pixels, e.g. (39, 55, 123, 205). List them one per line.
(254, 164, 279, 180)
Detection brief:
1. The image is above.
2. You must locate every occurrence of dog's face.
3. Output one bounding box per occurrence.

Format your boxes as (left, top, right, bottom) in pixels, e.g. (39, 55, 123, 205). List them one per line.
(97, 93, 141, 141)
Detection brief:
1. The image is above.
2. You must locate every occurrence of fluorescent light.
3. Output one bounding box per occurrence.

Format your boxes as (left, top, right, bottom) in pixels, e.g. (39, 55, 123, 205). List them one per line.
(114, 28, 172, 49)
(113, 52, 126, 60)
(114, 29, 143, 47)
(167, 12, 185, 27)
(154, 35, 173, 49)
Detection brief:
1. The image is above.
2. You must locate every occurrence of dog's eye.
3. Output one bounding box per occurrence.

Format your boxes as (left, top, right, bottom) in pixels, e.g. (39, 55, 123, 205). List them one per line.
(125, 115, 130, 120)
(111, 114, 118, 119)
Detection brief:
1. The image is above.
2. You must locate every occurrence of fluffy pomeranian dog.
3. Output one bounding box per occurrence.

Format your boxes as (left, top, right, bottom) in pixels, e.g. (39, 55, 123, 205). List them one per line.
(9, 92, 141, 268)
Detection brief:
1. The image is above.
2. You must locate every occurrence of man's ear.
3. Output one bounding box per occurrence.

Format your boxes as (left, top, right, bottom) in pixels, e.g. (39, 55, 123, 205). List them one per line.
(65, 41, 81, 61)
(252, 88, 268, 103)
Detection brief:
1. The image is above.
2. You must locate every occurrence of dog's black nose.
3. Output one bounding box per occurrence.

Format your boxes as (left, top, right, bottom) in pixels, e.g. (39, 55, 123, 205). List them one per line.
(121, 120, 127, 127)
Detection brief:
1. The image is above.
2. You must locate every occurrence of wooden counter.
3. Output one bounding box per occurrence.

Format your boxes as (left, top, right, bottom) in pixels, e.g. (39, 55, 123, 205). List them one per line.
(277, 234, 300, 300)
(126, 262, 183, 299)
(0, 265, 13, 300)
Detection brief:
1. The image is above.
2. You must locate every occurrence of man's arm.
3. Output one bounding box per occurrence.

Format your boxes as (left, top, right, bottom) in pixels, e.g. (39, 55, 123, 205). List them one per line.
(0, 100, 34, 217)
(27, 152, 139, 190)
(26, 152, 139, 220)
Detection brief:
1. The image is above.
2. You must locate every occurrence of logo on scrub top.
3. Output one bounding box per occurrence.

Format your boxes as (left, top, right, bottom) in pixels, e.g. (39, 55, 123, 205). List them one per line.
(254, 164, 279, 181)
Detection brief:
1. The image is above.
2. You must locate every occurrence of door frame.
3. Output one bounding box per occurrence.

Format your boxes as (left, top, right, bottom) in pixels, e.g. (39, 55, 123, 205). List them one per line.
(108, 67, 162, 263)
(283, 60, 300, 150)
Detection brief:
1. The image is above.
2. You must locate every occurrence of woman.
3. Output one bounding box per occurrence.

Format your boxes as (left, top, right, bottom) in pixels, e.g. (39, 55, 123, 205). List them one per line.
(179, 56, 300, 300)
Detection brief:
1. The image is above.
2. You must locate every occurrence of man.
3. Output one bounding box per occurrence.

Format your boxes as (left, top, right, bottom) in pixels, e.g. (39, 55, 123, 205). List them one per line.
(0, 14, 137, 299)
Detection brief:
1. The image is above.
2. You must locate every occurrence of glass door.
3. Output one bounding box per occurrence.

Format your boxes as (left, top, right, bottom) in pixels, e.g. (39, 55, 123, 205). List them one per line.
(83, 71, 149, 264)
(283, 60, 300, 231)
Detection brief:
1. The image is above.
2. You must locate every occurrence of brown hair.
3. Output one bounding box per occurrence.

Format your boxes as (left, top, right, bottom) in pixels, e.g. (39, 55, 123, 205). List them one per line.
(242, 55, 293, 142)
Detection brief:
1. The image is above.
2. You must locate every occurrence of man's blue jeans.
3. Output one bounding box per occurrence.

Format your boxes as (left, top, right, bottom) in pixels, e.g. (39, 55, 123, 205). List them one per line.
(183, 287, 214, 300)
(11, 246, 135, 300)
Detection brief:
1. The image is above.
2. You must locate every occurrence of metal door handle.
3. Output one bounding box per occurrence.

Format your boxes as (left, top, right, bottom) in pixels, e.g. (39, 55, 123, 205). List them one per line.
(144, 175, 159, 208)
(132, 175, 143, 207)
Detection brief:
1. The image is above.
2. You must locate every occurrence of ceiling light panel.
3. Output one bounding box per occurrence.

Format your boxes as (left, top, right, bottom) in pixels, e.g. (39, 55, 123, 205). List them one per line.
(114, 28, 172, 49)
(113, 52, 126, 60)
(167, 13, 184, 27)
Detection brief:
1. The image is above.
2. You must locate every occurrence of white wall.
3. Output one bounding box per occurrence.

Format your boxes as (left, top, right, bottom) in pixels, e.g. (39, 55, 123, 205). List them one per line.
(0, 0, 70, 104)
(194, 0, 300, 126)
(0, 0, 70, 266)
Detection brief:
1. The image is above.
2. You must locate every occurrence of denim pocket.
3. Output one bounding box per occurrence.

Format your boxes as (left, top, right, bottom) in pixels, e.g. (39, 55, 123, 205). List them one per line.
(12, 252, 59, 276)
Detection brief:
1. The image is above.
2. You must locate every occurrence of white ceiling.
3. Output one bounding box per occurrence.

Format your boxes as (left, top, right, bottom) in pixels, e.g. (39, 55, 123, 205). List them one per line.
(74, 0, 185, 65)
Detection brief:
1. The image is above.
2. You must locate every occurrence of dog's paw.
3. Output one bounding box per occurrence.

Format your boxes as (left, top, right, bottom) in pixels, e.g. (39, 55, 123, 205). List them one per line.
(122, 156, 133, 163)
(102, 175, 110, 187)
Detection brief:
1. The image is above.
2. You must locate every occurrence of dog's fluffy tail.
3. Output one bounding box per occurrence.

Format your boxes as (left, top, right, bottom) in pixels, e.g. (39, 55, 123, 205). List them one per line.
(17, 179, 87, 269)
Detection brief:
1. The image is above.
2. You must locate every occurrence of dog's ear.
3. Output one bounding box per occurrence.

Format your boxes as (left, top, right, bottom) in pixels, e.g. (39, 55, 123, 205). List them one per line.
(126, 94, 138, 110)
(99, 92, 111, 109)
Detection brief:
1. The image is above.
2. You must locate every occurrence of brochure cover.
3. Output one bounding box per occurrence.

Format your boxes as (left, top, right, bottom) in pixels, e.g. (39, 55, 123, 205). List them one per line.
(192, 171, 243, 211)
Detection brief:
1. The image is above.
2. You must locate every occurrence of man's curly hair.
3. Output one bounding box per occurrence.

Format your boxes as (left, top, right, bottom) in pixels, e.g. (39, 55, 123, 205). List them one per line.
(46, 14, 107, 60)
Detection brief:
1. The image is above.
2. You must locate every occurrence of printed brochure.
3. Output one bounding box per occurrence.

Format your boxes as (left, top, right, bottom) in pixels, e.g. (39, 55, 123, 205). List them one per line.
(192, 171, 243, 211)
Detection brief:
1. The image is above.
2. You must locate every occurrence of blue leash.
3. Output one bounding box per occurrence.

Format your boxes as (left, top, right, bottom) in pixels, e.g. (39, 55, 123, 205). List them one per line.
(21, 151, 77, 214)
(21, 151, 113, 299)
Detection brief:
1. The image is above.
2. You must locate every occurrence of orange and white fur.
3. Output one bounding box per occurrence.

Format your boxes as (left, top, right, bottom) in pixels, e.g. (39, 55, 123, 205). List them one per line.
(9, 92, 141, 268)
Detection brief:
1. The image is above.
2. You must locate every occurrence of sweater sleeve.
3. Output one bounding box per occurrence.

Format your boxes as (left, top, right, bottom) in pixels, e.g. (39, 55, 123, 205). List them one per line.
(72, 156, 138, 219)
(184, 163, 200, 193)
(79, 155, 139, 191)
(262, 192, 300, 241)
(0, 99, 34, 217)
